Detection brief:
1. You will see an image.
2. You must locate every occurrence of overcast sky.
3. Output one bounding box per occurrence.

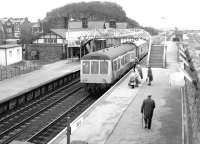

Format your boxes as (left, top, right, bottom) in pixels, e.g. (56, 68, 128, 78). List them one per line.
(0, 0, 199, 29)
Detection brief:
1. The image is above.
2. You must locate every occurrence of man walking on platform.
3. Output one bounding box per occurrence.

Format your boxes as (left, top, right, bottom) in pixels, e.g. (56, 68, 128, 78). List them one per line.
(141, 95, 155, 129)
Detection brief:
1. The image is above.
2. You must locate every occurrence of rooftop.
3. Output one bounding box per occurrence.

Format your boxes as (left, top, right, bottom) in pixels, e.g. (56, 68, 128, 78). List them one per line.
(0, 44, 20, 49)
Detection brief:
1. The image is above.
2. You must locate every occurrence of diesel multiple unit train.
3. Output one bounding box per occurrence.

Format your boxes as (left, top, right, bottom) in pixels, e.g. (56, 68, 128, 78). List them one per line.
(80, 40, 149, 93)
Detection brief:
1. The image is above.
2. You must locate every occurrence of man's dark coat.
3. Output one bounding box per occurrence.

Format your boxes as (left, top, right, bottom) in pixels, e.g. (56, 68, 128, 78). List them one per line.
(141, 98, 155, 118)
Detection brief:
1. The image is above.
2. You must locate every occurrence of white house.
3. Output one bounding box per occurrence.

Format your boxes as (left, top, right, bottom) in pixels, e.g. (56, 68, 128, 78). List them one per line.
(0, 44, 22, 66)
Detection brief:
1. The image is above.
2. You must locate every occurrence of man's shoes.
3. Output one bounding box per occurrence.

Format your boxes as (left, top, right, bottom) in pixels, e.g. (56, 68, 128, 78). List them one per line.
(144, 125, 147, 128)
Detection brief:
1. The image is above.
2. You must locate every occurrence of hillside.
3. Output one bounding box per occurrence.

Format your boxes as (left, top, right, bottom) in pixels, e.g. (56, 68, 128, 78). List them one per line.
(45, 1, 139, 28)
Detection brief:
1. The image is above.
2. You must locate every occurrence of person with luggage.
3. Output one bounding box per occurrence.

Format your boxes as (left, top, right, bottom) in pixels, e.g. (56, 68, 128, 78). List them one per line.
(129, 69, 140, 88)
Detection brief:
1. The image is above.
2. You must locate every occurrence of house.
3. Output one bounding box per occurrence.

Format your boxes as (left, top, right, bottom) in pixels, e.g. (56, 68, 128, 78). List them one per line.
(32, 20, 43, 35)
(0, 21, 6, 45)
(1, 18, 14, 39)
(11, 18, 31, 38)
(0, 44, 22, 66)
(68, 19, 128, 29)
(0, 17, 31, 39)
(51, 17, 128, 30)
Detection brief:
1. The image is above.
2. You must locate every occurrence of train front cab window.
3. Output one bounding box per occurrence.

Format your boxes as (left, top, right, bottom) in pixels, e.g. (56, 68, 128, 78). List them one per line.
(100, 61, 108, 74)
(82, 61, 90, 74)
(91, 61, 99, 74)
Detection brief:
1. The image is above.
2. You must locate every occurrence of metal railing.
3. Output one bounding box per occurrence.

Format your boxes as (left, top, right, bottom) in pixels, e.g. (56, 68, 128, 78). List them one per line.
(0, 62, 40, 81)
(163, 45, 167, 68)
(146, 38, 152, 66)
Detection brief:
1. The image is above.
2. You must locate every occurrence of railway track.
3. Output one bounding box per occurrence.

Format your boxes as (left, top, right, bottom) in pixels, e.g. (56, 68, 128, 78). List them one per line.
(0, 79, 83, 144)
(28, 96, 95, 144)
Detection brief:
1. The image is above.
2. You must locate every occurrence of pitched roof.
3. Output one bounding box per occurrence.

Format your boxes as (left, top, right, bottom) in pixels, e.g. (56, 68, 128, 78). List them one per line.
(51, 29, 68, 39)
(82, 43, 136, 60)
(0, 44, 20, 49)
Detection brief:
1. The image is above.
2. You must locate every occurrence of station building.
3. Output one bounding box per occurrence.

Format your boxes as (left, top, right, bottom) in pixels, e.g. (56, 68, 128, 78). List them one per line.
(0, 44, 22, 66)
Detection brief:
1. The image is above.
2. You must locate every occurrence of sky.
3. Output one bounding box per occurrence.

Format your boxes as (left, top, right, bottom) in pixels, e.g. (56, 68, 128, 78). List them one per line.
(0, 0, 200, 29)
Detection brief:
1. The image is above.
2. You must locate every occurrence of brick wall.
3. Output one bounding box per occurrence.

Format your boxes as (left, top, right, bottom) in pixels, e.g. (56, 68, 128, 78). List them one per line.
(25, 44, 64, 62)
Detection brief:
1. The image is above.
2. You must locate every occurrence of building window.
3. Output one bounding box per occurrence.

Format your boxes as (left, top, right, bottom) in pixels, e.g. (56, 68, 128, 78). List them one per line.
(9, 50, 12, 57)
(44, 38, 57, 44)
(17, 49, 20, 55)
(7, 28, 12, 33)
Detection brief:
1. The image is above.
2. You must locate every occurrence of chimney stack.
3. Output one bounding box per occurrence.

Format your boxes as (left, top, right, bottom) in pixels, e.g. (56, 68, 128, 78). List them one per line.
(82, 17, 88, 28)
(64, 16, 69, 29)
(109, 19, 116, 28)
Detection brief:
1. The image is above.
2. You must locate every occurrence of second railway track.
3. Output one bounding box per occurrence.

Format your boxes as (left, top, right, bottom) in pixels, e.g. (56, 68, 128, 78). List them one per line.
(0, 79, 86, 144)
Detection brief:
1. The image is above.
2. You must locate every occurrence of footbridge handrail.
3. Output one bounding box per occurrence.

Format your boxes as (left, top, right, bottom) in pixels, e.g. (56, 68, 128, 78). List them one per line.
(163, 44, 167, 68)
(147, 37, 152, 66)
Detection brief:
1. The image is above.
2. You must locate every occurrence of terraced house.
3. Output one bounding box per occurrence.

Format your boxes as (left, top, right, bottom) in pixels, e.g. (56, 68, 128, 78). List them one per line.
(0, 17, 31, 39)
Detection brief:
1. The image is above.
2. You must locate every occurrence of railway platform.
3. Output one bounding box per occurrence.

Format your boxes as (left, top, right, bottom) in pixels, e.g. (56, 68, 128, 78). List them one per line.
(0, 60, 80, 103)
(55, 41, 183, 144)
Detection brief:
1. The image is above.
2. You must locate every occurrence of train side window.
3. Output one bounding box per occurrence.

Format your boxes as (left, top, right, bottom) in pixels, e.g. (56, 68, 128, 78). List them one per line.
(117, 59, 120, 69)
(100, 61, 108, 74)
(82, 61, 90, 74)
(91, 61, 99, 74)
(121, 57, 124, 65)
(113, 61, 117, 71)
(125, 55, 128, 63)
(127, 54, 130, 62)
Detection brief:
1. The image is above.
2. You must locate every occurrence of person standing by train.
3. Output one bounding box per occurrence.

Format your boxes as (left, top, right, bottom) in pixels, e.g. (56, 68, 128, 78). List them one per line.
(132, 57, 139, 71)
(141, 95, 155, 129)
(136, 64, 143, 79)
(147, 66, 153, 85)
(129, 69, 140, 87)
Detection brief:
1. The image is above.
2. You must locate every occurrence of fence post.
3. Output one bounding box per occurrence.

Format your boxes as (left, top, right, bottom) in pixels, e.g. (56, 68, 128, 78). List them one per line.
(66, 117, 71, 144)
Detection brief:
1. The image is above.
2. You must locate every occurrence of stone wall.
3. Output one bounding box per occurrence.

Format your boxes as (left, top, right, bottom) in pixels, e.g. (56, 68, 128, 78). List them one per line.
(25, 44, 64, 62)
(184, 79, 200, 144)
(179, 41, 200, 144)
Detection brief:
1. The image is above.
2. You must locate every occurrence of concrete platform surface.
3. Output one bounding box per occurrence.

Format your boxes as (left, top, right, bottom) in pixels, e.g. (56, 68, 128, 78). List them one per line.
(57, 41, 183, 144)
(0, 60, 80, 103)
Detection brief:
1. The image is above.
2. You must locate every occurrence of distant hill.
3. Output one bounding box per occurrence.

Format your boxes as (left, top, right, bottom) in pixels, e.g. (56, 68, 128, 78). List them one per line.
(44, 1, 139, 28)
(43, 1, 158, 35)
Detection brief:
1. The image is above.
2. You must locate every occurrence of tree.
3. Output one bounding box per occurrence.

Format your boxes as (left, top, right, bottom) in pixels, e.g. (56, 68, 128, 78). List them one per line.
(20, 21, 33, 44)
(44, 1, 138, 29)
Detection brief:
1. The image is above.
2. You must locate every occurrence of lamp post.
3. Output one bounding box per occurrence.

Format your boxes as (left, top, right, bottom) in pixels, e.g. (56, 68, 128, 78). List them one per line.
(161, 17, 167, 47)
(161, 17, 167, 68)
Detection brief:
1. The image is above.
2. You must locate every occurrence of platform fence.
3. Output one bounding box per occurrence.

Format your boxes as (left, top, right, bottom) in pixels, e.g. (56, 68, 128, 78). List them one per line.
(0, 62, 41, 81)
